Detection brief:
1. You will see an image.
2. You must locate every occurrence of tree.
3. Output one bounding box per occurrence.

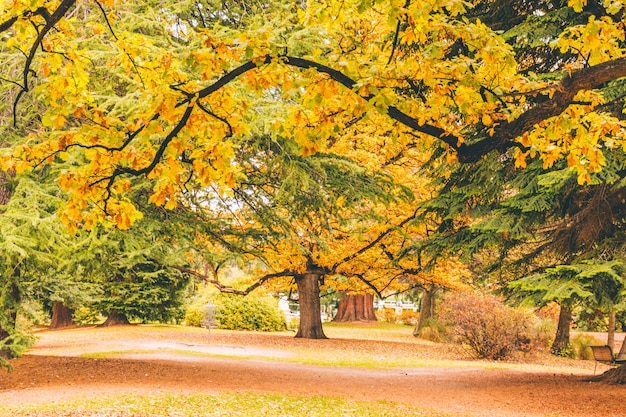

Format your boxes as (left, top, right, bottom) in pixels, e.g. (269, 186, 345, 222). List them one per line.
(414, 284, 438, 337)
(332, 293, 377, 322)
(509, 265, 594, 353)
(175, 132, 422, 338)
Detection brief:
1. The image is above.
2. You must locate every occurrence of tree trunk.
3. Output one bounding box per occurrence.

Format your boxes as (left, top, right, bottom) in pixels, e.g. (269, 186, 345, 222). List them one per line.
(295, 272, 327, 339)
(332, 293, 376, 322)
(99, 311, 130, 327)
(608, 310, 616, 351)
(50, 302, 75, 329)
(618, 338, 626, 359)
(413, 285, 437, 337)
(551, 302, 572, 354)
(590, 364, 626, 384)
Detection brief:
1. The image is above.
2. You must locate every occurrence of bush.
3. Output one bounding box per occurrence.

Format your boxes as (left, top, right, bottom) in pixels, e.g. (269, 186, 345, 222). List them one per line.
(570, 333, 603, 360)
(399, 310, 420, 326)
(417, 318, 447, 342)
(184, 306, 205, 327)
(440, 292, 541, 360)
(186, 293, 286, 332)
(375, 308, 399, 323)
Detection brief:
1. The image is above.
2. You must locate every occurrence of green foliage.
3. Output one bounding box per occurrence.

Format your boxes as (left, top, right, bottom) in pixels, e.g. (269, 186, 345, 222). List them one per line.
(72, 306, 102, 325)
(440, 292, 544, 360)
(570, 333, 604, 360)
(185, 287, 286, 332)
(93, 259, 189, 324)
(184, 306, 205, 328)
(509, 261, 626, 323)
(0, 329, 34, 371)
(214, 294, 286, 332)
(418, 318, 448, 343)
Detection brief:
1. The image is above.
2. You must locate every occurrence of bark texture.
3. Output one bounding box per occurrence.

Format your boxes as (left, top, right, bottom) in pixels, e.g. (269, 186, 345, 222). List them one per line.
(608, 310, 616, 351)
(413, 285, 437, 337)
(551, 302, 572, 354)
(295, 272, 327, 339)
(50, 302, 75, 329)
(332, 293, 376, 322)
(99, 311, 130, 327)
(590, 364, 626, 384)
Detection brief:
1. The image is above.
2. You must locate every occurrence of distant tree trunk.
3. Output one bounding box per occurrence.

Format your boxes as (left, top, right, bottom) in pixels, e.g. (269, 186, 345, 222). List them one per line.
(413, 285, 437, 337)
(332, 293, 376, 322)
(295, 272, 327, 339)
(608, 310, 616, 350)
(99, 311, 130, 327)
(551, 302, 572, 354)
(50, 302, 74, 329)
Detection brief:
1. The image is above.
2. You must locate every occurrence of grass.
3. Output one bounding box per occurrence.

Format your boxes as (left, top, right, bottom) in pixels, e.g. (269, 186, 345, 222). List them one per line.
(1, 392, 454, 417)
(58, 322, 597, 374)
(7, 322, 607, 416)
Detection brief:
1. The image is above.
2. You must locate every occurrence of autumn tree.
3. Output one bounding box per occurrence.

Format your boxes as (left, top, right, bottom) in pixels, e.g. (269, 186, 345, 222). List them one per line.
(175, 128, 423, 338)
(1, 0, 626, 367)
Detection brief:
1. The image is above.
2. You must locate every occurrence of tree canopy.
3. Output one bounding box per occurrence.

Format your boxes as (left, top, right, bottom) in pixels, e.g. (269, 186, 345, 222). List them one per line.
(0, 0, 624, 230)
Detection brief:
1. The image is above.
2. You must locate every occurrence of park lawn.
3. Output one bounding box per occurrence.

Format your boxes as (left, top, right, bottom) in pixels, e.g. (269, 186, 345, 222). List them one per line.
(0, 392, 453, 417)
(31, 322, 597, 374)
(1, 322, 611, 417)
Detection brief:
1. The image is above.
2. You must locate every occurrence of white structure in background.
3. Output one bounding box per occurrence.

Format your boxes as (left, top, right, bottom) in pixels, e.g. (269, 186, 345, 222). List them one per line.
(373, 298, 418, 314)
(279, 296, 302, 321)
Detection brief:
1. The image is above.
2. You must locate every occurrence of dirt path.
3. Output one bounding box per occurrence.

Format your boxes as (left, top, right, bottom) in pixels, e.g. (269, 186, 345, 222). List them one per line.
(1, 327, 626, 417)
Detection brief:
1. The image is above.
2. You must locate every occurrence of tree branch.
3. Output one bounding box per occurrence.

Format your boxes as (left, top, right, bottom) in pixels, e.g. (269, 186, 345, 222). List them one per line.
(457, 57, 626, 162)
(172, 265, 296, 295)
(331, 209, 419, 271)
(19, 0, 76, 99)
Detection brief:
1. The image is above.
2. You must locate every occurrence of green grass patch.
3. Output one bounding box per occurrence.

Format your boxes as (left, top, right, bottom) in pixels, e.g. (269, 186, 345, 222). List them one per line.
(322, 322, 419, 342)
(2, 393, 453, 417)
(77, 345, 590, 375)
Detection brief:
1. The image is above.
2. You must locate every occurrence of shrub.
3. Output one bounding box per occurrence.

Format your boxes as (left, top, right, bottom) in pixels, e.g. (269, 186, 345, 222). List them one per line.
(73, 306, 102, 325)
(399, 310, 420, 326)
(184, 306, 205, 327)
(570, 333, 603, 360)
(186, 293, 286, 332)
(417, 318, 447, 342)
(440, 292, 541, 360)
(375, 308, 399, 323)
(216, 294, 286, 331)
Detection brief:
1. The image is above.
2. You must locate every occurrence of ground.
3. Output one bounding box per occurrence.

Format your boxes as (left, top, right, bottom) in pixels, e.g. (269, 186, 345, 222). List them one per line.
(1, 325, 626, 417)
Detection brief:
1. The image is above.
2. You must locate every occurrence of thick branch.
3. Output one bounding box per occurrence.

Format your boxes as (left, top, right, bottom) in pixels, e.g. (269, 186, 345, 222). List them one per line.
(332, 209, 419, 271)
(22, 0, 76, 92)
(0, 7, 50, 34)
(457, 57, 626, 162)
(193, 55, 626, 162)
(172, 265, 296, 295)
(11, 0, 76, 125)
